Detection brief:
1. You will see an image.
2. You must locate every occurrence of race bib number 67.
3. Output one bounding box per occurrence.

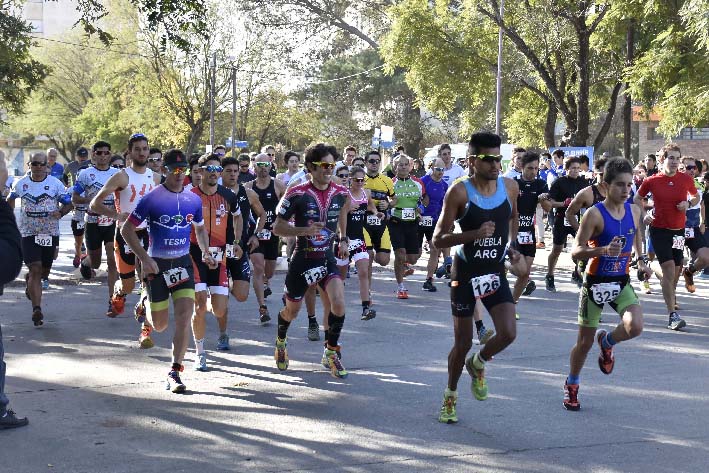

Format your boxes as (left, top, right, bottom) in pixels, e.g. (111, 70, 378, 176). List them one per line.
(471, 273, 501, 299)
(163, 267, 188, 288)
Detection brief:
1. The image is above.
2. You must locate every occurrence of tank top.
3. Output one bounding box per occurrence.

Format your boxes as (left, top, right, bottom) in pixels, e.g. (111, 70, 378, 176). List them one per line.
(455, 177, 511, 274)
(586, 202, 635, 279)
(347, 189, 368, 240)
(392, 177, 423, 221)
(233, 184, 252, 245)
(251, 178, 279, 230)
(116, 167, 156, 229)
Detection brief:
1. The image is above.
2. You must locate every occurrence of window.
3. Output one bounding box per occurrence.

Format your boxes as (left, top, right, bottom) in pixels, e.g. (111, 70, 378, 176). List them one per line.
(678, 127, 709, 140)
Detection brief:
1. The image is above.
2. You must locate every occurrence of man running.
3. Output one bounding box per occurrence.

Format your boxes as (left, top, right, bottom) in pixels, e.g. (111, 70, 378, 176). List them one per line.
(679, 156, 705, 294)
(635, 144, 709, 330)
(7, 152, 72, 326)
(189, 154, 242, 370)
(503, 147, 526, 179)
(72, 141, 120, 316)
(363, 150, 394, 292)
(272, 143, 350, 378)
(244, 153, 286, 324)
(434, 132, 521, 424)
(564, 157, 650, 411)
(121, 149, 217, 393)
(64, 146, 91, 268)
(421, 159, 448, 292)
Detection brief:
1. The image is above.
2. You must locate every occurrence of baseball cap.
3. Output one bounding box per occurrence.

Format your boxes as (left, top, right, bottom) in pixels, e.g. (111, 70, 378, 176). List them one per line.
(76, 147, 89, 158)
(163, 149, 187, 168)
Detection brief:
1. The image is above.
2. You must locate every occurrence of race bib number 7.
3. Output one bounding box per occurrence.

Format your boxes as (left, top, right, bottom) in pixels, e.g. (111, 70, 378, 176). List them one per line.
(303, 266, 327, 286)
(34, 234, 53, 247)
(590, 282, 621, 305)
(471, 273, 501, 299)
(204, 246, 224, 262)
(163, 267, 188, 288)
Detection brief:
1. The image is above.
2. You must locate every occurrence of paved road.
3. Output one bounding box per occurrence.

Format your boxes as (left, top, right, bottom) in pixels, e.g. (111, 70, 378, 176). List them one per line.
(1, 224, 708, 472)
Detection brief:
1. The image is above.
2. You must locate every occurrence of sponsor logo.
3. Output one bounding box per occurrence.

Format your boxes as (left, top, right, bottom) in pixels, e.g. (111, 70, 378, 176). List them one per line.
(185, 213, 194, 223)
(159, 215, 171, 224)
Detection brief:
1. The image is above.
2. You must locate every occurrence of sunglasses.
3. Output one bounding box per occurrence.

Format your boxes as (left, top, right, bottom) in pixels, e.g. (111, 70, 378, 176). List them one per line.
(367, 159, 381, 164)
(352, 177, 365, 183)
(685, 165, 697, 170)
(111, 164, 126, 169)
(312, 161, 336, 170)
(201, 165, 223, 173)
(95, 150, 111, 156)
(148, 157, 162, 162)
(337, 174, 349, 179)
(472, 154, 503, 163)
(433, 167, 445, 172)
(255, 162, 271, 168)
(166, 166, 187, 175)
(30, 161, 47, 167)
(267, 153, 275, 157)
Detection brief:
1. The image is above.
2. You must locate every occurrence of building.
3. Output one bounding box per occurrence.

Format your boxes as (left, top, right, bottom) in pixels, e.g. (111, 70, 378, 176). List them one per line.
(22, 0, 80, 38)
(633, 106, 709, 160)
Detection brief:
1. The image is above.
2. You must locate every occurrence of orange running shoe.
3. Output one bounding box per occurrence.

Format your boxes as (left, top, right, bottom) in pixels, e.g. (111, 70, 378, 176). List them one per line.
(139, 325, 154, 349)
(396, 289, 409, 299)
(110, 292, 126, 315)
(596, 330, 615, 374)
(563, 382, 580, 411)
(403, 263, 415, 277)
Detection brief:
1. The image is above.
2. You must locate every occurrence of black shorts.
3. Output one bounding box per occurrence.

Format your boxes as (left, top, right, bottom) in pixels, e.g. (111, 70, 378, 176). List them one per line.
(70, 219, 85, 237)
(684, 226, 708, 255)
(21, 235, 59, 267)
(85, 221, 116, 251)
(552, 221, 576, 246)
(115, 227, 149, 279)
(389, 218, 421, 254)
(449, 257, 514, 317)
(284, 252, 341, 302)
(649, 226, 687, 266)
(227, 251, 251, 282)
(418, 220, 436, 246)
(145, 255, 195, 312)
(251, 234, 280, 260)
(514, 241, 536, 258)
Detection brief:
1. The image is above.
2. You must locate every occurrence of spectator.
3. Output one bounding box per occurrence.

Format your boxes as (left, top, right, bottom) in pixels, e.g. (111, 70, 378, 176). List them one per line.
(46, 148, 64, 180)
(411, 158, 426, 178)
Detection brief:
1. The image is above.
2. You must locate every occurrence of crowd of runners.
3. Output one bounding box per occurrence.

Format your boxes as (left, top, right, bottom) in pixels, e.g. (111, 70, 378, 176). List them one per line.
(1, 131, 708, 429)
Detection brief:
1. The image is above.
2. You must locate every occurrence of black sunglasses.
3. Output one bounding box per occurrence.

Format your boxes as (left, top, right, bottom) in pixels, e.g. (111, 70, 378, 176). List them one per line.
(367, 159, 380, 164)
(30, 161, 47, 167)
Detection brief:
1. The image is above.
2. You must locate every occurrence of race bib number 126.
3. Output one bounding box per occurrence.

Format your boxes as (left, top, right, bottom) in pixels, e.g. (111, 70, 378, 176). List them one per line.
(471, 273, 501, 299)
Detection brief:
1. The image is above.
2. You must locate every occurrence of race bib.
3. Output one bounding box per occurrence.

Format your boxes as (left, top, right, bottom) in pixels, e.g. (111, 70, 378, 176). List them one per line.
(401, 208, 416, 220)
(590, 282, 621, 305)
(257, 229, 272, 240)
(225, 244, 235, 259)
(124, 245, 133, 255)
(420, 216, 433, 227)
(685, 227, 695, 239)
(163, 267, 188, 288)
(303, 266, 327, 285)
(366, 215, 381, 226)
(34, 234, 53, 247)
(517, 231, 534, 245)
(471, 273, 501, 299)
(563, 217, 571, 227)
(76, 221, 85, 230)
(97, 215, 114, 227)
(348, 239, 363, 252)
(204, 246, 223, 262)
(672, 235, 685, 250)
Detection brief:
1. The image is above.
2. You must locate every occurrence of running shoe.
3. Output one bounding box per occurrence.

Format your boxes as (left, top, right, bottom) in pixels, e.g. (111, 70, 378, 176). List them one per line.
(422, 278, 437, 292)
(264, 285, 272, 298)
(307, 318, 320, 341)
(403, 263, 414, 277)
(522, 279, 536, 296)
(0, 410, 29, 430)
(642, 279, 652, 294)
(536, 241, 545, 249)
(435, 264, 446, 279)
(79, 256, 92, 280)
(477, 326, 495, 345)
(110, 292, 126, 315)
(545, 274, 556, 292)
(217, 333, 230, 351)
(72, 255, 81, 268)
(259, 305, 271, 325)
(571, 270, 582, 288)
(361, 307, 376, 321)
(464, 354, 488, 401)
(194, 352, 208, 371)
(275, 337, 288, 371)
(105, 301, 118, 318)
(396, 289, 409, 299)
(563, 382, 580, 411)
(596, 330, 615, 375)
(139, 325, 154, 349)
(683, 266, 696, 293)
(41, 278, 49, 290)
(324, 346, 348, 379)
(134, 294, 147, 324)
(166, 369, 186, 393)
(31, 307, 43, 327)
(438, 390, 458, 424)
(668, 312, 686, 331)
(321, 342, 343, 368)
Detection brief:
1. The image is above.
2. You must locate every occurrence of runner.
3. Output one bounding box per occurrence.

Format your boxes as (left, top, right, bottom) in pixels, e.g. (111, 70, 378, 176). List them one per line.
(363, 150, 394, 293)
(563, 157, 650, 411)
(433, 132, 522, 424)
(189, 154, 243, 370)
(389, 154, 427, 299)
(276, 151, 300, 186)
(502, 147, 525, 179)
(421, 158, 448, 292)
(72, 141, 120, 316)
(90, 133, 160, 347)
(244, 153, 286, 324)
(64, 146, 91, 268)
(237, 154, 256, 184)
(635, 144, 709, 330)
(7, 152, 72, 326)
(272, 143, 350, 378)
(679, 156, 705, 294)
(121, 149, 216, 393)
(147, 148, 163, 174)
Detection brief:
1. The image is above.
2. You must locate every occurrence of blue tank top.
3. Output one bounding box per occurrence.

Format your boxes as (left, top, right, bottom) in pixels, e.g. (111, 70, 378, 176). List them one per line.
(586, 202, 634, 278)
(421, 174, 448, 220)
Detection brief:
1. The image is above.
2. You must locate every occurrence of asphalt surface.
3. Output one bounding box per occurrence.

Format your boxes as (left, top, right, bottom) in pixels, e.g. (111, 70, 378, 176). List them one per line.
(1, 219, 708, 472)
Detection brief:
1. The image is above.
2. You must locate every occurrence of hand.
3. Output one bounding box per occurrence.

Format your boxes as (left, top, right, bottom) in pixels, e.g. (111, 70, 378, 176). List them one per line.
(233, 243, 244, 260)
(304, 221, 325, 236)
(247, 235, 259, 252)
(338, 241, 349, 259)
(376, 200, 388, 211)
(474, 221, 495, 239)
(638, 263, 653, 281)
(643, 214, 654, 225)
(563, 197, 573, 207)
(676, 200, 689, 212)
(605, 237, 624, 257)
(203, 253, 218, 269)
(539, 193, 550, 201)
(141, 257, 159, 276)
(116, 212, 129, 223)
(507, 248, 525, 276)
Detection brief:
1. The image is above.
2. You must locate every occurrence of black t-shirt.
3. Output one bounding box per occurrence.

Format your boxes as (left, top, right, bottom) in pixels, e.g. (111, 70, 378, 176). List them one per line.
(514, 176, 548, 230)
(237, 171, 256, 184)
(703, 189, 709, 211)
(549, 176, 589, 218)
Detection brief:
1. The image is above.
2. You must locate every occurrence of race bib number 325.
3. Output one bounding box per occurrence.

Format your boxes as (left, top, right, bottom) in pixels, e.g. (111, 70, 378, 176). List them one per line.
(590, 282, 621, 305)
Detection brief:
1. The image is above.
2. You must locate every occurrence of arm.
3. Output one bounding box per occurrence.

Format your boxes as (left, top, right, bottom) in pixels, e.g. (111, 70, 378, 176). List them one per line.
(365, 190, 383, 218)
(700, 194, 706, 234)
(632, 204, 652, 277)
(565, 187, 592, 231)
(273, 216, 323, 237)
(231, 212, 244, 259)
(120, 219, 158, 275)
(245, 188, 265, 251)
(337, 198, 349, 259)
(432, 182, 494, 249)
(274, 178, 286, 199)
(194, 223, 218, 269)
(90, 171, 128, 221)
(571, 208, 615, 261)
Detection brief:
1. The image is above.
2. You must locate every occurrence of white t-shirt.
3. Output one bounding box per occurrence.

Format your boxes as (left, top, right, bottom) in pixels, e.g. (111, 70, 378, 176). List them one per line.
(429, 163, 466, 186)
(503, 168, 521, 179)
(286, 169, 310, 188)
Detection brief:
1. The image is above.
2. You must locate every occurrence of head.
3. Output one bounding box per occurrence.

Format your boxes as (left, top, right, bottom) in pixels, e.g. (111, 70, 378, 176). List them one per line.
(92, 140, 112, 169)
(237, 153, 251, 173)
(593, 156, 607, 183)
(468, 132, 502, 181)
(343, 146, 357, 165)
(577, 154, 590, 172)
(703, 171, 709, 189)
(261, 145, 276, 161)
(540, 152, 551, 169)
(394, 154, 411, 179)
(564, 156, 582, 179)
(681, 156, 697, 178)
(76, 147, 89, 162)
(350, 166, 366, 189)
(335, 165, 350, 187)
(284, 151, 300, 172)
(602, 157, 634, 203)
(221, 156, 239, 187)
(46, 148, 59, 166)
(162, 149, 189, 187)
(254, 153, 273, 179)
(431, 158, 445, 181)
(659, 144, 681, 174)
(365, 150, 382, 174)
(197, 153, 222, 188)
(438, 144, 452, 166)
(148, 147, 163, 172)
(188, 153, 202, 187)
(110, 155, 126, 170)
(351, 157, 365, 169)
(512, 147, 526, 171)
(633, 163, 647, 179)
(28, 151, 47, 178)
(551, 149, 564, 166)
(304, 143, 338, 186)
(644, 153, 656, 169)
(128, 133, 149, 168)
(521, 152, 540, 181)
(213, 145, 227, 158)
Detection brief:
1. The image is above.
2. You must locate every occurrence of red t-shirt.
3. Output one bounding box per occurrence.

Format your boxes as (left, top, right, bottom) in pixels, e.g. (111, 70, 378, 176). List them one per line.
(637, 172, 698, 229)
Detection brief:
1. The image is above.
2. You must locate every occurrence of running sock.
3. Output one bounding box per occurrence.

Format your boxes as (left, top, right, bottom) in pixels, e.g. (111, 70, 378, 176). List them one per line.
(475, 320, 484, 331)
(602, 332, 617, 349)
(327, 312, 345, 348)
(398, 283, 406, 291)
(307, 313, 317, 320)
(567, 374, 580, 385)
(362, 300, 370, 309)
(195, 338, 205, 355)
(444, 387, 457, 398)
(277, 311, 291, 340)
(472, 352, 486, 370)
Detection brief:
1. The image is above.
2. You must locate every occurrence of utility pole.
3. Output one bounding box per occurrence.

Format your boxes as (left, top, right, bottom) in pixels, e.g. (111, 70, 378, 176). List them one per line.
(209, 52, 216, 150)
(495, 0, 504, 136)
(231, 67, 237, 158)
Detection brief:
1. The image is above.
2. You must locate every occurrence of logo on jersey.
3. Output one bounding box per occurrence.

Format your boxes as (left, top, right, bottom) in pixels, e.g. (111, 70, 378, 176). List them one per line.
(22, 184, 28, 191)
(186, 214, 194, 223)
(159, 215, 171, 224)
(174, 215, 184, 224)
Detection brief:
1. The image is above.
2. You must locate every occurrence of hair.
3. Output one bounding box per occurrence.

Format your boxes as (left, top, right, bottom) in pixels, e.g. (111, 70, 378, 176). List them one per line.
(681, 156, 696, 165)
(644, 153, 656, 160)
(660, 143, 681, 159)
(304, 143, 338, 165)
(577, 154, 590, 166)
(30, 151, 47, 162)
(703, 171, 709, 181)
(513, 146, 526, 154)
(261, 144, 275, 153)
(541, 152, 552, 159)
(214, 145, 226, 152)
(551, 149, 565, 158)
(335, 165, 349, 175)
(468, 132, 502, 155)
(603, 157, 633, 184)
(564, 156, 582, 170)
(198, 153, 222, 167)
(110, 154, 124, 165)
(149, 147, 162, 156)
(344, 145, 357, 154)
(93, 141, 111, 152)
(164, 149, 186, 166)
(521, 151, 540, 167)
(438, 143, 452, 155)
(237, 153, 250, 163)
(284, 150, 299, 163)
(365, 150, 381, 160)
(635, 163, 647, 171)
(221, 156, 238, 167)
(352, 157, 365, 167)
(593, 156, 607, 173)
(188, 153, 201, 170)
(350, 166, 365, 177)
(396, 145, 405, 152)
(128, 133, 148, 150)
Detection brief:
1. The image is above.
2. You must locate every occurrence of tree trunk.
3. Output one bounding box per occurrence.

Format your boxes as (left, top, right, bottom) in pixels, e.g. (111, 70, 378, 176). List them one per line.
(573, 28, 591, 146)
(623, 20, 635, 161)
(544, 99, 558, 148)
(593, 82, 623, 151)
(186, 121, 205, 156)
(401, 98, 424, 158)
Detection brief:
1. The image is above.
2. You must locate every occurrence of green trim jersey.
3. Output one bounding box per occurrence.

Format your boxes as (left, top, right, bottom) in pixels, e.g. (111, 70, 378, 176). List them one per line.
(392, 176, 424, 221)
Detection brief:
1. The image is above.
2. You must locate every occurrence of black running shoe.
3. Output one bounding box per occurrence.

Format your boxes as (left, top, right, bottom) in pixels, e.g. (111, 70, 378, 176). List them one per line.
(307, 318, 320, 341)
(522, 280, 536, 296)
(668, 312, 686, 331)
(264, 286, 272, 298)
(79, 256, 92, 280)
(361, 307, 376, 321)
(423, 279, 437, 292)
(0, 410, 29, 430)
(545, 275, 556, 292)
